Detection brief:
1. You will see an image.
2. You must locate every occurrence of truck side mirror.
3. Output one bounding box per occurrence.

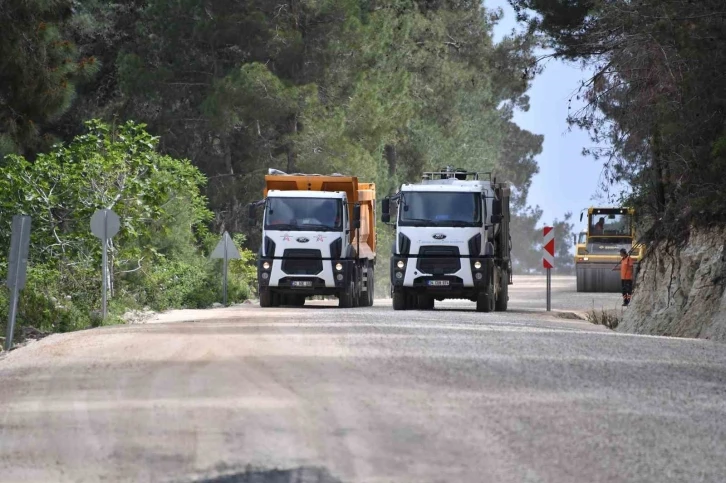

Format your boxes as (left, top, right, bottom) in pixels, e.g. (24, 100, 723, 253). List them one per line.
(352, 204, 361, 229)
(491, 198, 502, 224)
(573, 234, 577, 246)
(381, 198, 390, 223)
(247, 203, 257, 226)
(579, 212, 583, 222)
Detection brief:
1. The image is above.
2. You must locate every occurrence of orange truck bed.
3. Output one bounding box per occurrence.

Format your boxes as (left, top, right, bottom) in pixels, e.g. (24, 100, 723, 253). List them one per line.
(264, 174, 376, 259)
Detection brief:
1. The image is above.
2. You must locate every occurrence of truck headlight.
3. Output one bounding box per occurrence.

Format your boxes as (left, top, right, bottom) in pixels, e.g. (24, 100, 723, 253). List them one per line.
(397, 260, 405, 269)
(474, 261, 482, 270)
(262, 262, 271, 270)
(335, 263, 343, 271)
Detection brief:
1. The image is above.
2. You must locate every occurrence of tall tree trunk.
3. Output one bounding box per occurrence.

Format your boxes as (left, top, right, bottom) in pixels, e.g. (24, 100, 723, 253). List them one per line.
(651, 128, 667, 214)
(286, 113, 298, 173)
(385, 144, 397, 176)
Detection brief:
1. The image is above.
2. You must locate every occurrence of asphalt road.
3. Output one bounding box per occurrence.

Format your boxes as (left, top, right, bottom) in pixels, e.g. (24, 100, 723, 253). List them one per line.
(1, 276, 725, 483)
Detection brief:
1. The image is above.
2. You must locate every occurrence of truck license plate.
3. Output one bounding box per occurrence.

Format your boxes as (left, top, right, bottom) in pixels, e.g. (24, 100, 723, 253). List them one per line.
(292, 281, 313, 287)
(427, 280, 449, 286)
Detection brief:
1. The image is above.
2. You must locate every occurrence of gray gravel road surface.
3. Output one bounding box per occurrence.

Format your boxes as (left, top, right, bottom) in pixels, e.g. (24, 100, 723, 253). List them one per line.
(0, 276, 724, 483)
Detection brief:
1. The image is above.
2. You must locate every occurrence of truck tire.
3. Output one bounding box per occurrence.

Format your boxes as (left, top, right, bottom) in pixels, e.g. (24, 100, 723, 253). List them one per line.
(417, 295, 434, 310)
(361, 266, 374, 307)
(393, 289, 407, 310)
(339, 280, 355, 308)
(495, 270, 509, 312)
(260, 289, 272, 308)
(368, 267, 375, 306)
(476, 284, 494, 313)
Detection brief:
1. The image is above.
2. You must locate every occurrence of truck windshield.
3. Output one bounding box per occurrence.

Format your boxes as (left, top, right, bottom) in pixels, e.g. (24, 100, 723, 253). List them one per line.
(399, 192, 481, 227)
(589, 213, 632, 237)
(265, 197, 343, 231)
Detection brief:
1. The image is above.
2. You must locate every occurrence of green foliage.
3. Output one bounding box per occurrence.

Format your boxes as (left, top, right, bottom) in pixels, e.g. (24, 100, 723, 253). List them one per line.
(0, 120, 255, 344)
(510, 0, 726, 239)
(0, 119, 212, 266)
(0, 0, 100, 157)
(105, 0, 545, 236)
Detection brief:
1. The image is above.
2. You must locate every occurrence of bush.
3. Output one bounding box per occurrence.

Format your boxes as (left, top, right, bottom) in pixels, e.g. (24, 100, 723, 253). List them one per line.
(0, 120, 257, 345)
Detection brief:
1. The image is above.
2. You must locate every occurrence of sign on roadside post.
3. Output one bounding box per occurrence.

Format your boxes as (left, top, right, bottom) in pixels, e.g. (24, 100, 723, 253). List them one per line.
(5, 215, 31, 351)
(543, 226, 555, 311)
(211, 231, 241, 306)
(91, 209, 120, 320)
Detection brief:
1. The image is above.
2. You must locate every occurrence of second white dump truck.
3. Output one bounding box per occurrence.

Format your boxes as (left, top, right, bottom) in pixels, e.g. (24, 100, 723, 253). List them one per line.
(381, 167, 512, 312)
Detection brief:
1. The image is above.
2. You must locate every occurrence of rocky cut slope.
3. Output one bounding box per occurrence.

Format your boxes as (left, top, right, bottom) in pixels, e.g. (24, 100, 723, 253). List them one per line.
(619, 226, 726, 341)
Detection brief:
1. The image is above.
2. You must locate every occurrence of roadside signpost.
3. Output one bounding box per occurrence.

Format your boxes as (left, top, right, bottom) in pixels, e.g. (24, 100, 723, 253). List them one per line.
(211, 231, 241, 306)
(543, 226, 555, 311)
(91, 209, 120, 319)
(5, 215, 31, 351)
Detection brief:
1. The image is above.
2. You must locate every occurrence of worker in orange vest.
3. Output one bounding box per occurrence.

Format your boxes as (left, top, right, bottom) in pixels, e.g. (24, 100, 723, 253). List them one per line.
(612, 248, 634, 306)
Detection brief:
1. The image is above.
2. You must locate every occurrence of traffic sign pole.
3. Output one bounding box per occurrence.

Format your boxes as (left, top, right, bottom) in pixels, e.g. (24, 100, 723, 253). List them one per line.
(223, 233, 229, 306)
(211, 231, 241, 307)
(546, 267, 551, 312)
(5, 215, 31, 351)
(91, 209, 120, 320)
(543, 226, 555, 312)
(102, 229, 108, 319)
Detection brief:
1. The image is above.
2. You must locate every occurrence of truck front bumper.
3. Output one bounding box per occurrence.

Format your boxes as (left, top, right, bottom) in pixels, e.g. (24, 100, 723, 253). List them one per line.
(390, 255, 494, 296)
(258, 257, 355, 295)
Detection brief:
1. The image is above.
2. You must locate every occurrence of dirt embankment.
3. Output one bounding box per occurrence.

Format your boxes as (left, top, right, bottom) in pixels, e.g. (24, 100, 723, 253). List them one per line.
(619, 225, 726, 341)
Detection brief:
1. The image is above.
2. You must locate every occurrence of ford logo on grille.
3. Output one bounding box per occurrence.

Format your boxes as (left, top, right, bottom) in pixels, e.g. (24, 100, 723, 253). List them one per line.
(432, 233, 447, 240)
(296, 237, 310, 243)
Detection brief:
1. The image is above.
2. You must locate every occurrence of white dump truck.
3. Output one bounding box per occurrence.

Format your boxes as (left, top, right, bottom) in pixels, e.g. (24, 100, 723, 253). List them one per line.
(381, 167, 511, 312)
(248, 170, 377, 308)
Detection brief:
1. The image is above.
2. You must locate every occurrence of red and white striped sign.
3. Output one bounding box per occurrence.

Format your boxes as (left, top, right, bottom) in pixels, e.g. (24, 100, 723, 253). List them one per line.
(543, 226, 555, 269)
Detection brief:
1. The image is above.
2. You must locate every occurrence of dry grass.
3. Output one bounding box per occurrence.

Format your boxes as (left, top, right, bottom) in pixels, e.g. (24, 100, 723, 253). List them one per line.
(586, 307, 621, 330)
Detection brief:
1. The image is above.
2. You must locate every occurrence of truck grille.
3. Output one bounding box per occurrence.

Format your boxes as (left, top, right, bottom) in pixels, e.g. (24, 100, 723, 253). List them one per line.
(282, 249, 323, 275)
(417, 246, 461, 274)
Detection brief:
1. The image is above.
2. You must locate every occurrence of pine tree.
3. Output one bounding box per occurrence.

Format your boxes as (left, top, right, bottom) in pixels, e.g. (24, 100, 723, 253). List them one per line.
(0, 0, 99, 158)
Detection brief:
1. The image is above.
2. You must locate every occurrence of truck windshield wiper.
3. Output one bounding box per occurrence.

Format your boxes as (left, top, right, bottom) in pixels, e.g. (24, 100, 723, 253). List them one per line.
(266, 223, 299, 230)
(401, 218, 435, 225)
(297, 224, 338, 232)
(447, 220, 478, 227)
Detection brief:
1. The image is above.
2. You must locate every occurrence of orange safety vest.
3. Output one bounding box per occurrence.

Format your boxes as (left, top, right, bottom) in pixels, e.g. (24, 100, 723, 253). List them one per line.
(620, 256, 634, 280)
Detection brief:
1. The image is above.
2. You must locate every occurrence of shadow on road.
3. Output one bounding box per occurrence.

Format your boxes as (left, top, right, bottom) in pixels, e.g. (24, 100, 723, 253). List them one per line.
(182, 465, 344, 483)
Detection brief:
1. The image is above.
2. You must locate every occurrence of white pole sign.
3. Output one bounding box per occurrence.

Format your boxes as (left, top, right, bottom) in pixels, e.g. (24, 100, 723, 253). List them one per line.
(543, 226, 555, 311)
(210, 231, 241, 306)
(91, 209, 120, 319)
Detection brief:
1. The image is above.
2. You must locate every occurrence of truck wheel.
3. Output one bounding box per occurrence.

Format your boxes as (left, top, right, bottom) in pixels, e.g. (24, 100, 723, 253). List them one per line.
(367, 267, 375, 306)
(476, 284, 494, 313)
(339, 280, 354, 308)
(259, 289, 272, 308)
(360, 266, 374, 307)
(417, 295, 434, 310)
(495, 271, 509, 312)
(392, 289, 407, 310)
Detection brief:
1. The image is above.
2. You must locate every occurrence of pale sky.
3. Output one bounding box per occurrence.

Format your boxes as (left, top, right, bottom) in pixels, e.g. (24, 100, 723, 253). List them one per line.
(486, 0, 613, 234)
